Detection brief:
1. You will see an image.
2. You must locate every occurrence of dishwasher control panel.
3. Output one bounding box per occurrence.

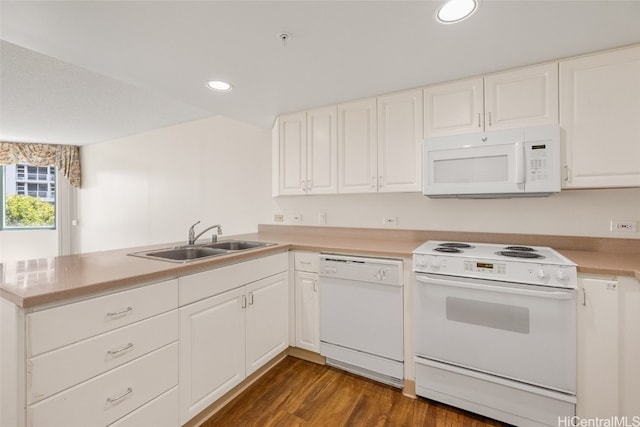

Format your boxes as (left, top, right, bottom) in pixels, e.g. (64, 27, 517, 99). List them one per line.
(320, 255, 403, 286)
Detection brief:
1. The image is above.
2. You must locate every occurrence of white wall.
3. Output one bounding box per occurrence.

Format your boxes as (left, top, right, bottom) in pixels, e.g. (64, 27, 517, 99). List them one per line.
(272, 188, 640, 238)
(79, 115, 273, 253)
(0, 230, 58, 263)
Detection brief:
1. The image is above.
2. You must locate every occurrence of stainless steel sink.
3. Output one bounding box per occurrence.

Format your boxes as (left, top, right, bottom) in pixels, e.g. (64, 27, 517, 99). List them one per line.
(134, 246, 229, 262)
(203, 240, 274, 251)
(128, 240, 275, 263)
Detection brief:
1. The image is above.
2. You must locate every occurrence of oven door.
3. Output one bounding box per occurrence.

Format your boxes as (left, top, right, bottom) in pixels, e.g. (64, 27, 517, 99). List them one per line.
(415, 273, 575, 393)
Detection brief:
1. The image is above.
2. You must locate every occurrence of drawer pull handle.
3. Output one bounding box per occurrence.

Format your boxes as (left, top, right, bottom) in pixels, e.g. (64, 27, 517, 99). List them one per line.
(106, 306, 133, 318)
(107, 343, 134, 356)
(106, 387, 133, 404)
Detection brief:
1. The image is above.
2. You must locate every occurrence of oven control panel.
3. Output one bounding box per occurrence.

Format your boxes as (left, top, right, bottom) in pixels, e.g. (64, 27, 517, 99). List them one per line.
(463, 260, 507, 275)
(413, 254, 577, 288)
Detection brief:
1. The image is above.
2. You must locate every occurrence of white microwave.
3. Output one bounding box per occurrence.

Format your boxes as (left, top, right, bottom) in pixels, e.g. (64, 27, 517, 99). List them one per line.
(423, 125, 561, 198)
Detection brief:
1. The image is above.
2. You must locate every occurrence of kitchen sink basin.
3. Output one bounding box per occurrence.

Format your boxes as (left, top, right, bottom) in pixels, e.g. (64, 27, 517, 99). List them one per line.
(137, 246, 229, 262)
(203, 240, 274, 251)
(129, 240, 275, 263)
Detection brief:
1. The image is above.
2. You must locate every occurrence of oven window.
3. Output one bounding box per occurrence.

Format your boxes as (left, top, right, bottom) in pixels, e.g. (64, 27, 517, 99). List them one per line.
(445, 297, 530, 334)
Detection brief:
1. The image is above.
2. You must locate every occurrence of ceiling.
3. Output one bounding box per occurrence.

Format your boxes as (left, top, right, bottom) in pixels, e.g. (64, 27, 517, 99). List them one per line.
(1, 1, 640, 146)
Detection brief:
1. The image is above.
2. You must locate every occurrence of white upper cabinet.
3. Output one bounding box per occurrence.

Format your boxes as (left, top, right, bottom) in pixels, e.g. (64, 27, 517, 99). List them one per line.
(338, 91, 423, 194)
(277, 112, 306, 195)
(377, 89, 423, 192)
(338, 97, 378, 193)
(306, 106, 338, 194)
(423, 77, 484, 137)
(276, 108, 338, 195)
(424, 63, 558, 137)
(560, 45, 640, 188)
(485, 63, 558, 130)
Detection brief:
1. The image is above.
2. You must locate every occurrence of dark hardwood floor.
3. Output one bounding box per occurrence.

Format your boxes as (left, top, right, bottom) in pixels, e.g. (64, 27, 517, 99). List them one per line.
(201, 356, 507, 427)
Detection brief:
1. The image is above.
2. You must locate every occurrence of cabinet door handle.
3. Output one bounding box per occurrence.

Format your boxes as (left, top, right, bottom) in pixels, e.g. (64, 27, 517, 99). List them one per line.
(107, 342, 134, 356)
(313, 280, 319, 292)
(241, 295, 247, 309)
(582, 287, 587, 306)
(477, 113, 482, 128)
(488, 111, 492, 127)
(563, 165, 571, 182)
(378, 176, 383, 187)
(248, 292, 254, 305)
(307, 180, 312, 191)
(106, 306, 133, 318)
(371, 176, 376, 189)
(106, 387, 133, 404)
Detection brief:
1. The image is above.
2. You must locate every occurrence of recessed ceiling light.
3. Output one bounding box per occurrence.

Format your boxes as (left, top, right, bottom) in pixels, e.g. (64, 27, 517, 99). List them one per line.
(436, 0, 478, 24)
(206, 80, 233, 92)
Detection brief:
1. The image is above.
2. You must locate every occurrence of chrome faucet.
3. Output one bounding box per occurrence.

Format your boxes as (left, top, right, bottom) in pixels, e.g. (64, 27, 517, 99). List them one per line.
(188, 221, 223, 245)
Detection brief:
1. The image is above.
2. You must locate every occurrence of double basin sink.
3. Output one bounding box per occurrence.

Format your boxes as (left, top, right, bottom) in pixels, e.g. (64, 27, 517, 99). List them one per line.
(129, 240, 275, 263)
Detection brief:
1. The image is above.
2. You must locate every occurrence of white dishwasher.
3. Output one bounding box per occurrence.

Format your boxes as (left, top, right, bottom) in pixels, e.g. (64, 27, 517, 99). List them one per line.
(319, 254, 404, 388)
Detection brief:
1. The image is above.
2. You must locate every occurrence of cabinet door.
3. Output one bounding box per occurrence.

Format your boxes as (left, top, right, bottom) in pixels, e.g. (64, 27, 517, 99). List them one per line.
(423, 77, 483, 137)
(560, 45, 640, 188)
(377, 89, 423, 192)
(278, 112, 307, 195)
(619, 277, 640, 417)
(338, 98, 378, 193)
(179, 287, 245, 424)
(484, 62, 558, 130)
(294, 271, 320, 353)
(307, 106, 338, 194)
(245, 272, 289, 375)
(577, 277, 619, 418)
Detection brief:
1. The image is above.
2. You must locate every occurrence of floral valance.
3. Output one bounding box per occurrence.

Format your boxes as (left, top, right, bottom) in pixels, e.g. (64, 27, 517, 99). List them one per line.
(0, 142, 81, 188)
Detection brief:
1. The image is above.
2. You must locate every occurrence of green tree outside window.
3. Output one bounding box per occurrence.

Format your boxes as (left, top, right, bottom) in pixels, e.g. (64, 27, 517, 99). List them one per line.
(5, 195, 55, 227)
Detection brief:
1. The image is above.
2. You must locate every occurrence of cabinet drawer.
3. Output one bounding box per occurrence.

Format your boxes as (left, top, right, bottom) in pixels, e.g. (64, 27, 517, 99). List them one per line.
(294, 251, 319, 273)
(108, 386, 179, 427)
(30, 342, 178, 427)
(179, 252, 288, 305)
(29, 310, 178, 404)
(28, 279, 178, 356)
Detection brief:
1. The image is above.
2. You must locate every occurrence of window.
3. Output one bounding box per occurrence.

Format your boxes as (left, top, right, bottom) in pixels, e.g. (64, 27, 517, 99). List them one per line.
(1, 163, 56, 229)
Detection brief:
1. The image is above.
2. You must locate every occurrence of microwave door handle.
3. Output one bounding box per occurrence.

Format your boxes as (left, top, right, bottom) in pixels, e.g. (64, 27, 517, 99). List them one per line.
(415, 275, 573, 300)
(514, 141, 525, 184)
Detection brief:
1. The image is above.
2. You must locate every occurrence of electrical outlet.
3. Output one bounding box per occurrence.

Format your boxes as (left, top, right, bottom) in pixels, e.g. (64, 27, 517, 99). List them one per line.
(290, 214, 303, 223)
(382, 216, 398, 226)
(610, 220, 637, 233)
(318, 212, 327, 225)
(274, 214, 284, 222)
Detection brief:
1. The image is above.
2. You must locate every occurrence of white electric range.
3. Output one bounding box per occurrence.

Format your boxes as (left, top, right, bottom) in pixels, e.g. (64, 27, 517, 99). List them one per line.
(413, 241, 577, 427)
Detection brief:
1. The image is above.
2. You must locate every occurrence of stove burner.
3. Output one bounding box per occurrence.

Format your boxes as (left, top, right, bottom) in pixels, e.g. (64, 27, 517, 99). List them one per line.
(496, 251, 545, 259)
(504, 246, 536, 252)
(438, 243, 473, 249)
(434, 247, 463, 254)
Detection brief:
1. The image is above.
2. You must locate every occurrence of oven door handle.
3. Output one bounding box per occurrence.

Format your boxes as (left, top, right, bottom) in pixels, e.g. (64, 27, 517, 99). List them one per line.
(415, 275, 574, 300)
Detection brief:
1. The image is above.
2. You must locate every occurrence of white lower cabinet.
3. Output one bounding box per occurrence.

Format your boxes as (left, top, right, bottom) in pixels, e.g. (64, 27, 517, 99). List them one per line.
(30, 343, 179, 427)
(109, 387, 179, 427)
(22, 279, 180, 427)
(179, 287, 246, 423)
(178, 253, 289, 425)
(245, 274, 289, 375)
(293, 252, 320, 353)
(577, 275, 640, 418)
